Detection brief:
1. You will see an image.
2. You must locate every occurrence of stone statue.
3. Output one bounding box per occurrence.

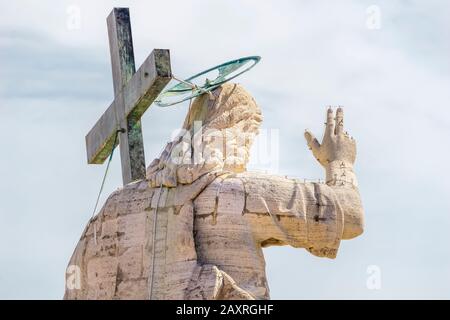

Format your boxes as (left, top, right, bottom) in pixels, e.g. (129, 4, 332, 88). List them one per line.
(64, 83, 364, 300)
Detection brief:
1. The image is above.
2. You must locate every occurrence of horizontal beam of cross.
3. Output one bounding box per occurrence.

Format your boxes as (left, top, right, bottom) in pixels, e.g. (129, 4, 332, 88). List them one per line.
(85, 49, 171, 165)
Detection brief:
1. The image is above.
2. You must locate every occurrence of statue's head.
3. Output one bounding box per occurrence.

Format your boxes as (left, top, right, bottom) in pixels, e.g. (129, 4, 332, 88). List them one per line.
(147, 83, 262, 187)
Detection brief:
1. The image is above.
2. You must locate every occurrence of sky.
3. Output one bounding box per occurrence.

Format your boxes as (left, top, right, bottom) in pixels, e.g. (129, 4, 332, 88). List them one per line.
(0, 0, 449, 299)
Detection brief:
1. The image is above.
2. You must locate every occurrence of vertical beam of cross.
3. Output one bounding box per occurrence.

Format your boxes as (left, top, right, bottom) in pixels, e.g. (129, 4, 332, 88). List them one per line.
(85, 8, 171, 186)
(107, 8, 145, 184)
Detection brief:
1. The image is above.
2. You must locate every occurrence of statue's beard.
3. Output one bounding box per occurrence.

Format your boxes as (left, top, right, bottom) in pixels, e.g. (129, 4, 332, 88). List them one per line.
(146, 83, 262, 188)
(146, 123, 255, 187)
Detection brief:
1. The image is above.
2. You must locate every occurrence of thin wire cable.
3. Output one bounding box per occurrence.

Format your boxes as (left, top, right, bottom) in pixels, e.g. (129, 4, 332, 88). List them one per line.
(90, 129, 123, 245)
(90, 129, 124, 220)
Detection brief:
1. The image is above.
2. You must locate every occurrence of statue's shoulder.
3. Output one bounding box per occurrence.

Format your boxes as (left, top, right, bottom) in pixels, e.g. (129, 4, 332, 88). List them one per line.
(96, 180, 155, 220)
(77, 179, 154, 242)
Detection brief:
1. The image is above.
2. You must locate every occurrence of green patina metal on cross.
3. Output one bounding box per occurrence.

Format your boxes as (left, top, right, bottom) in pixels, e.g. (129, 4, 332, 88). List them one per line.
(85, 7, 171, 185)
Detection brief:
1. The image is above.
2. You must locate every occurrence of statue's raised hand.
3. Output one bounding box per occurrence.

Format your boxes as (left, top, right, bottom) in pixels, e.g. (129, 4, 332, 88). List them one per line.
(304, 107, 356, 168)
(305, 107, 363, 238)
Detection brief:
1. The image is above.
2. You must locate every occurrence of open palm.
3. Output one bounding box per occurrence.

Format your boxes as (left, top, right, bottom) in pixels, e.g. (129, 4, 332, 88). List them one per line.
(304, 107, 356, 168)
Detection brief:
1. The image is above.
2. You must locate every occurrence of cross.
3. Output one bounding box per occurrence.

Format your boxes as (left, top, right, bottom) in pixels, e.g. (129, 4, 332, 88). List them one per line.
(85, 8, 171, 185)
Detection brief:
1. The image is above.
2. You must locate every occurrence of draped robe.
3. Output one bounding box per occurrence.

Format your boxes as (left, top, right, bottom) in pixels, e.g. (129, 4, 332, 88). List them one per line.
(64, 170, 362, 299)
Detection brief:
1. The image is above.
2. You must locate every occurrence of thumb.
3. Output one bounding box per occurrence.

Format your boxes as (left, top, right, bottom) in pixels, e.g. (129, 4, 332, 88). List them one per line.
(304, 130, 321, 156)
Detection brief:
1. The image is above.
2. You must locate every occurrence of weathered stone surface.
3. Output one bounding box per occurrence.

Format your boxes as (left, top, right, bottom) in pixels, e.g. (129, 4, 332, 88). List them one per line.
(65, 83, 364, 299)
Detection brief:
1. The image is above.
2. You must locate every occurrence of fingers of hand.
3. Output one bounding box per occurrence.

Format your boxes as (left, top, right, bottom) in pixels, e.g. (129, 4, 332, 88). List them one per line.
(304, 130, 321, 155)
(335, 106, 344, 135)
(325, 106, 346, 136)
(324, 107, 335, 137)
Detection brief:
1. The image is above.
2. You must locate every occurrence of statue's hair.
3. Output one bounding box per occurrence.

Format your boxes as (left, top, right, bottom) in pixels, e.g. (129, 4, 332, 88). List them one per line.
(146, 83, 262, 187)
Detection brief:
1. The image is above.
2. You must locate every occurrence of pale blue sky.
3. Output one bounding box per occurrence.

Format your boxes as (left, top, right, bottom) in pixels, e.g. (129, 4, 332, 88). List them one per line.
(0, 0, 449, 299)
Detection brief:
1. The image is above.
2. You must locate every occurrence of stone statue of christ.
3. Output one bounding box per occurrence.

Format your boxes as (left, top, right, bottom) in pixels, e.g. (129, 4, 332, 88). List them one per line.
(64, 83, 364, 300)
